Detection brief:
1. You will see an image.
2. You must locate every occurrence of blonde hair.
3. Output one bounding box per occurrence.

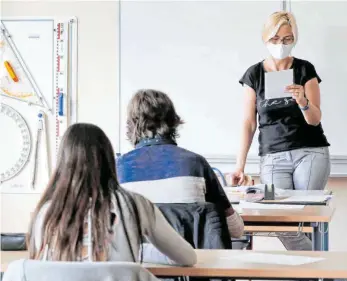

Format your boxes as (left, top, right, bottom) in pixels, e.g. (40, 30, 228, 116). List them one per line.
(262, 11, 298, 43)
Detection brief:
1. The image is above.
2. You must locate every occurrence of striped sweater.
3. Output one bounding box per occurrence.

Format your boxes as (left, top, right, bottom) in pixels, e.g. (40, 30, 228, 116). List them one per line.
(116, 137, 231, 211)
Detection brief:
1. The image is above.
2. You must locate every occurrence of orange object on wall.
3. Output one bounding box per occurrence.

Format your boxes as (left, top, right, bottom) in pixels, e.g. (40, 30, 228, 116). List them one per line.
(4, 61, 19, 82)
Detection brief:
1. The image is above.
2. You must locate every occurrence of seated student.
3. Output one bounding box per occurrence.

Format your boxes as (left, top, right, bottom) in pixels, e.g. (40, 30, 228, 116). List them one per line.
(26, 123, 197, 265)
(117, 89, 244, 238)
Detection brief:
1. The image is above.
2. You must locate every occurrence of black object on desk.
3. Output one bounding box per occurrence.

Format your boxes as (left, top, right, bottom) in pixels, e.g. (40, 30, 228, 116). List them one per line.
(264, 184, 275, 200)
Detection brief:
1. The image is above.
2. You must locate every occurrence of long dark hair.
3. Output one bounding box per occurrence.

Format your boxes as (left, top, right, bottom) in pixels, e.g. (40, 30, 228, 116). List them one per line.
(126, 89, 184, 145)
(27, 123, 143, 262)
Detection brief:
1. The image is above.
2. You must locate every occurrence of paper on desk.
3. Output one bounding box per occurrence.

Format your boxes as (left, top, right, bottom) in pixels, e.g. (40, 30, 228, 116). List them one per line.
(280, 195, 332, 203)
(265, 69, 293, 99)
(221, 253, 325, 266)
(239, 201, 305, 210)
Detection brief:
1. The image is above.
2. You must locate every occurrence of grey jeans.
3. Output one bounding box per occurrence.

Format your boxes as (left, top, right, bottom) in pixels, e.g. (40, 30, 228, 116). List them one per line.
(260, 146, 331, 250)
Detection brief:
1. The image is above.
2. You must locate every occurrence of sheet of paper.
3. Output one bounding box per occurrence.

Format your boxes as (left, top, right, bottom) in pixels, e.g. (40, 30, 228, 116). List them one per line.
(239, 201, 305, 210)
(280, 195, 332, 203)
(265, 69, 293, 99)
(220, 253, 325, 266)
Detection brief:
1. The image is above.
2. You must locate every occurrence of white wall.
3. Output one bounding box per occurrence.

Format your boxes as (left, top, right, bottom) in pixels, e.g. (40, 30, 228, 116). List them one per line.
(1, 0, 119, 232)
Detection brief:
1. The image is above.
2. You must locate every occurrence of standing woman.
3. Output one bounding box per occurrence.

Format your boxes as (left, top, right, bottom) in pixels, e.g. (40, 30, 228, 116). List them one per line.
(232, 11, 330, 250)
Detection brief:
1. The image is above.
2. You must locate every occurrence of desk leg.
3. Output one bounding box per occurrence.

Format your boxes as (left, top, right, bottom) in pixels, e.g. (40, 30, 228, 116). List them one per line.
(247, 235, 253, 250)
(312, 222, 329, 251)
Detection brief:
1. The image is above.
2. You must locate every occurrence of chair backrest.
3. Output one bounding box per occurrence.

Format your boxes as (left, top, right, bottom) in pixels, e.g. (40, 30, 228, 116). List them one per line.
(211, 167, 227, 187)
(1, 233, 27, 251)
(156, 202, 231, 250)
(3, 259, 160, 281)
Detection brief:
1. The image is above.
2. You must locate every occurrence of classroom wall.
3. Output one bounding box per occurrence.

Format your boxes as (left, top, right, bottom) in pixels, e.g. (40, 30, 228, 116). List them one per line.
(1, 0, 119, 232)
(1, 0, 120, 147)
(1, 0, 346, 253)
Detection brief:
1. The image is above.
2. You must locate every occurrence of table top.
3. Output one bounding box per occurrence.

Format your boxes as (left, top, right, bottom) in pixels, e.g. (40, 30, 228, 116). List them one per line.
(240, 205, 334, 223)
(227, 189, 333, 205)
(145, 249, 347, 278)
(1, 251, 29, 271)
(2, 250, 347, 278)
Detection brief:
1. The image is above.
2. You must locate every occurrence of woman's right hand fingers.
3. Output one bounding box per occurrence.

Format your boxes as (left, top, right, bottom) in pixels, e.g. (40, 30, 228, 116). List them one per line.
(231, 171, 244, 186)
(237, 173, 245, 186)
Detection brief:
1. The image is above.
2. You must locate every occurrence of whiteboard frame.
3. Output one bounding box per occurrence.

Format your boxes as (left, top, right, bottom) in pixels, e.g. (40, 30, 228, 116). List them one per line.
(207, 155, 347, 178)
(116, 1, 122, 154)
(117, 1, 347, 177)
(0, 17, 78, 193)
(206, 0, 347, 177)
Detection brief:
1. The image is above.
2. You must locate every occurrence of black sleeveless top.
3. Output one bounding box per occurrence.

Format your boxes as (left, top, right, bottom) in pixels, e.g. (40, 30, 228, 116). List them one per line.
(239, 57, 330, 156)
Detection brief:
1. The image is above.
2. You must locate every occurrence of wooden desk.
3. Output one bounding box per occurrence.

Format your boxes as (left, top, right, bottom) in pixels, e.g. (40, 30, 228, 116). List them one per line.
(2, 250, 347, 279)
(0, 207, 334, 268)
(240, 205, 334, 223)
(240, 206, 334, 251)
(145, 249, 347, 279)
(244, 225, 313, 233)
(1, 251, 29, 272)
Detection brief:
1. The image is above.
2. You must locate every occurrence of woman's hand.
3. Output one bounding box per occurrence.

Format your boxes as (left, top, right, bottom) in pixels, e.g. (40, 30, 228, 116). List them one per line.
(286, 80, 322, 126)
(285, 84, 308, 107)
(231, 169, 245, 186)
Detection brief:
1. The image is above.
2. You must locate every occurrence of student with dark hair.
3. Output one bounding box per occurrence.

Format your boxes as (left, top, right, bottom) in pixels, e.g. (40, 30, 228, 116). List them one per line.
(117, 89, 244, 238)
(26, 123, 196, 265)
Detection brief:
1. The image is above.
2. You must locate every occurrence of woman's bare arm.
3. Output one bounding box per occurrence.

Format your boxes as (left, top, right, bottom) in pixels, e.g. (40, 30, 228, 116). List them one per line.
(233, 86, 257, 184)
(301, 78, 322, 125)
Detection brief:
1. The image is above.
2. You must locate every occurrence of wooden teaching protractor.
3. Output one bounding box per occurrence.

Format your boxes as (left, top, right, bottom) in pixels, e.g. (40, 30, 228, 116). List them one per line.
(0, 103, 31, 184)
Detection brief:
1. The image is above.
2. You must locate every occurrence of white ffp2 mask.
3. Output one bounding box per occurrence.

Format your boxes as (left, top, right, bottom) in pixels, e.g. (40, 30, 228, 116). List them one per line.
(266, 43, 294, 60)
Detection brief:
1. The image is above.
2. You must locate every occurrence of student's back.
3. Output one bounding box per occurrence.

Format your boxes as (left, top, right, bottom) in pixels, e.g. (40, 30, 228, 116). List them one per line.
(32, 188, 194, 263)
(117, 89, 244, 239)
(27, 123, 196, 265)
(117, 141, 226, 205)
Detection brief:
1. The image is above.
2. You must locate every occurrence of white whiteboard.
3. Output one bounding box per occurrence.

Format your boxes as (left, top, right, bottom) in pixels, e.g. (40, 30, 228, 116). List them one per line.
(119, 1, 347, 159)
(0, 18, 77, 193)
(290, 1, 347, 156)
(119, 1, 281, 156)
